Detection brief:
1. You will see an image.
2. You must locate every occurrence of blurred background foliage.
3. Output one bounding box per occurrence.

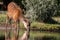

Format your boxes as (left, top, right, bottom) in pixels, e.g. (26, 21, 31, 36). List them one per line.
(22, 0, 58, 22)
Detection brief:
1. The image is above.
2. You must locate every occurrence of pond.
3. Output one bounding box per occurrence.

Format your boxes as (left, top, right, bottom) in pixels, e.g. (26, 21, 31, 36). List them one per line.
(30, 31, 60, 40)
(18, 30, 60, 40)
(0, 30, 60, 40)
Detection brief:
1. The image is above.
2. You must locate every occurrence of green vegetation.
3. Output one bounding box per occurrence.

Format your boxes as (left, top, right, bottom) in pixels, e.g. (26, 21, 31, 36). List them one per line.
(0, 14, 6, 23)
(0, 14, 60, 32)
(31, 21, 60, 31)
(22, 0, 58, 22)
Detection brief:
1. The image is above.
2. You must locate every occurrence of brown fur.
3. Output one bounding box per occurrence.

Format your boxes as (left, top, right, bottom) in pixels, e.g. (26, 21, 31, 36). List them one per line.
(7, 2, 23, 22)
(7, 2, 30, 29)
(5, 2, 30, 40)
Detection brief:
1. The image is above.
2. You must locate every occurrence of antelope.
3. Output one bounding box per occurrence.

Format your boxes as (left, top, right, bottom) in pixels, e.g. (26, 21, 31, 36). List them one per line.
(5, 2, 30, 40)
(11, 30, 30, 40)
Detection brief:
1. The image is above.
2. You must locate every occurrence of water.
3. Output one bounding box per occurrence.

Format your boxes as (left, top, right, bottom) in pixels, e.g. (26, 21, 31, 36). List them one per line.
(0, 30, 60, 40)
(18, 30, 60, 40)
(19, 30, 60, 40)
(30, 31, 60, 40)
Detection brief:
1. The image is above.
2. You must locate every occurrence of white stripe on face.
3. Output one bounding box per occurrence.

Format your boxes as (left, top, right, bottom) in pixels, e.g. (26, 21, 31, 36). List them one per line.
(22, 20, 28, 29)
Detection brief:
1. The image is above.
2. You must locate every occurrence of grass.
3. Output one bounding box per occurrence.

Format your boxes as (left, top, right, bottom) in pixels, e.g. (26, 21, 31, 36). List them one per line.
(52, 17, 60, 23)
(0, 13, 60, 31)
(0, 14, 6, 23)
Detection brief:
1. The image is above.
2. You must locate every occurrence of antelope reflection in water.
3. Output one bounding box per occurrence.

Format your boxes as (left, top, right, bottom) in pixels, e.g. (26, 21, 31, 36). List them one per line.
(11, 30, 30, 40)
(20, 30, 30, 40)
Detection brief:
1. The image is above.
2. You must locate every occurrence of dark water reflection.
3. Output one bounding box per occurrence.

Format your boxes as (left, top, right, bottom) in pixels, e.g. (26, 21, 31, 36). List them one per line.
(18, 30, 60, 40)
(0, 30, 30, 40)
(0, 35, 5, 40)
(30, 31, 60, 40)
(0, 30, 60, 40)
(19, 30, 30, 40)
(34, 36, 56, 40)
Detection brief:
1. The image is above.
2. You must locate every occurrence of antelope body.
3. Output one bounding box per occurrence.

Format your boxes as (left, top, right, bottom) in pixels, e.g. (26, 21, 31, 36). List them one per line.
(6, 2, 30, 30)
(5, 2, 30, 40)
(7, 2, 23, 24)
